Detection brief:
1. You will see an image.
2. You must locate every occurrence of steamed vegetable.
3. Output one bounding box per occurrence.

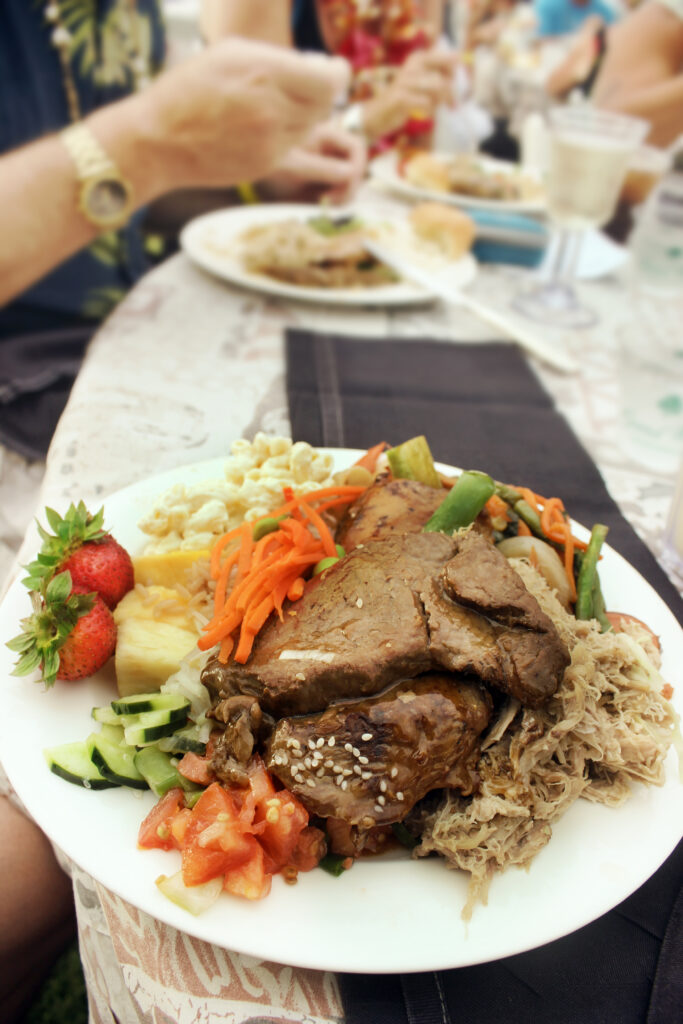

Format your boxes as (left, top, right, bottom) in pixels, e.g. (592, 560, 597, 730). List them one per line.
(424, 471, 495, 534)
(575, 524, 611, 630)
(386, 436, 441, 489)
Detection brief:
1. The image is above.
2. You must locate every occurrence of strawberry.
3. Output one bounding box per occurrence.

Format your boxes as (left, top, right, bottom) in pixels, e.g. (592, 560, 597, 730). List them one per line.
(7, 572, 117, 686)
(22, 501, 134, 609)
(58, 534, 134, 610)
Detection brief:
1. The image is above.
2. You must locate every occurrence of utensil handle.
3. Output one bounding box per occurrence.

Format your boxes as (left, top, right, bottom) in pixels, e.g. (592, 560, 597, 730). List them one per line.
(458, 292, 578, 374)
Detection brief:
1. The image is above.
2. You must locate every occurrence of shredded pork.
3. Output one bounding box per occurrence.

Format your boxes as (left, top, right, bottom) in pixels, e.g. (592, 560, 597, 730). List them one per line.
(416, 559, 678, 918)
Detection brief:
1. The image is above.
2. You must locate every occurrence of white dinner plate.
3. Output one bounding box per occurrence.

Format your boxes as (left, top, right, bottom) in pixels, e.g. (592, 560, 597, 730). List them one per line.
(180, 204, 477, 307)
(371, 150, 548, 215)
(1, 452, 681, 974)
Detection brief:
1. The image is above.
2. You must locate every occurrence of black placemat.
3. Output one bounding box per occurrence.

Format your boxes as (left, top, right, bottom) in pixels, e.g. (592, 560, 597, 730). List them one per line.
(286, 329, 683, 1024)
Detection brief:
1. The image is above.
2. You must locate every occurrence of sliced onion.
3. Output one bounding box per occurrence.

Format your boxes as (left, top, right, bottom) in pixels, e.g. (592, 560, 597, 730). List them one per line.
(497, 536, 571, 609)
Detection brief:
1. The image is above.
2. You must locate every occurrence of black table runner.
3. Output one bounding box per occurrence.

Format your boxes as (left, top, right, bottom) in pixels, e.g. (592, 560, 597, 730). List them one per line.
(286, 330, 683, 1024)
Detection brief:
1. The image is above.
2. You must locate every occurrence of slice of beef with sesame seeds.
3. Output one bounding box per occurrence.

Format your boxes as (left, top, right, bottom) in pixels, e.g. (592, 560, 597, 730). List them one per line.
(264, 673, 491, 827)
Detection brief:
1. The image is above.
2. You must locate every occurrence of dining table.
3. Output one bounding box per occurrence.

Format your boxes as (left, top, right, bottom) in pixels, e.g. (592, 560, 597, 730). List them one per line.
(2, 183, 682, 1024)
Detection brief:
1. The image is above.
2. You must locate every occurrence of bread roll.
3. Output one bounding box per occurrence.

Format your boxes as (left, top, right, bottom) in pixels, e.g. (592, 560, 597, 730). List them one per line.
(410, 202, 476, 260)
(402, 153, 450, 192)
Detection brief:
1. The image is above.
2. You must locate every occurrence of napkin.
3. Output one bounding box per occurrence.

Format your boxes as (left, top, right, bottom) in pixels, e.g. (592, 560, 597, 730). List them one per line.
(0, 323, 93, 460)
(286, 329, 683, 1024)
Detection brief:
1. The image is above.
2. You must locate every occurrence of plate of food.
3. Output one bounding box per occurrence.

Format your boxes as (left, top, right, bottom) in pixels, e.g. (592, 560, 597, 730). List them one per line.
(371, 150, 547, 214)
(179, 203, 478, 306)
(1, 435, 680, 975)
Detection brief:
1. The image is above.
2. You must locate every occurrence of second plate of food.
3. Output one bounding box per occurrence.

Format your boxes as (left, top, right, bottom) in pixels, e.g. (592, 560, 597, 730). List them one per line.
(180, 203, 477, 307)
(371, 150, 547, 214)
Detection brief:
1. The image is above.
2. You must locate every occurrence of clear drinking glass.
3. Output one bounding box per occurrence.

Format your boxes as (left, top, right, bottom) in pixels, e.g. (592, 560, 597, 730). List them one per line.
(513, 105, 648, 329)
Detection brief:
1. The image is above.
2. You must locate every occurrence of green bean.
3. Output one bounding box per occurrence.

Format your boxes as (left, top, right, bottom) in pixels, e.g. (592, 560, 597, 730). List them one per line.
(575, 523, 609, 621)
(423, 470, 495, 535)
(391, 822, 419, 850)
(319, 853, 349, 876)
(513, 499, 544, 537)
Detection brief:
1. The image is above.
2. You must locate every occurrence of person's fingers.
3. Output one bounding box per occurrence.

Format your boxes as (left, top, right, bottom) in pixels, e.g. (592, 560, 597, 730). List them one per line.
(404, 47, 458, 75)
(403, 70, 453, 102)
(279, 148, 358, 186)
(268, 48, 351, 104)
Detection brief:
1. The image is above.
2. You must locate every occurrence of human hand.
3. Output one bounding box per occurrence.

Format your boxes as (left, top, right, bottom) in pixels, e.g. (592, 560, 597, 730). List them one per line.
(137, 39, 351, 191)
(361, 48, 458, 141)
(260, 121, 367, 204)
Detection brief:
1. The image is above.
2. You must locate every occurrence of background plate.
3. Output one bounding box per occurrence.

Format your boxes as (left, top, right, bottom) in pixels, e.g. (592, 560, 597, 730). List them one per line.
(1, 452, 681, 974)
(371, 150, 547, 214)
(180, 204, 477, 307)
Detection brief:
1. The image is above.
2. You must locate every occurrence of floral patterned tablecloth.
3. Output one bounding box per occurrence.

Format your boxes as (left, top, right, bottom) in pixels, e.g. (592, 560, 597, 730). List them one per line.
(4, 189, 681, 1023)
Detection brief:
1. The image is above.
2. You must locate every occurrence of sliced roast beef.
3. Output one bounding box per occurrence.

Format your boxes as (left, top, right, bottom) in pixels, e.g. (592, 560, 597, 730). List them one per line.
(201, 530, 569, 713)
(201, 531, 453, 715)
(335, 476, 444, 551)
(422, 530, 571, 705)
(335, 475, 493, 551)
(265, 674, 491, 827)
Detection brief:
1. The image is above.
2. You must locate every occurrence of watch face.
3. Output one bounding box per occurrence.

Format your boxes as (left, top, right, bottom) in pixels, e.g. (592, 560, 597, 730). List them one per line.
(82, 176, 132, 227)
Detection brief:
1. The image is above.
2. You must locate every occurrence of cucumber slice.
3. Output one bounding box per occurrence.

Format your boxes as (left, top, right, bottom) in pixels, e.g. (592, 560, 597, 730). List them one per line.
(157, 723, 208, 756)
(124, 705, 190, 746)
(98, 723, 126, 746)
(92, 705, 121, 726)
(45, 742, 118, 790)
(88, 734, 148, 790)
(111, 692, 191, 716)
(134, 745, 199, 797)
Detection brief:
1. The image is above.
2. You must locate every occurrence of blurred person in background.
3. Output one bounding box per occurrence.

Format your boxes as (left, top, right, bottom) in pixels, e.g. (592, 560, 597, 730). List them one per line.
(533, 0, 619, 38)
(592, 0, 683, 145)
(0, 2, 361, 467)
(201, 0, 457, 149)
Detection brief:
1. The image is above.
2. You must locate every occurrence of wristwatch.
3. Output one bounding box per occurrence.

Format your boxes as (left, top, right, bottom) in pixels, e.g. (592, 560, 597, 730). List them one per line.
(60, 123, 134, 231)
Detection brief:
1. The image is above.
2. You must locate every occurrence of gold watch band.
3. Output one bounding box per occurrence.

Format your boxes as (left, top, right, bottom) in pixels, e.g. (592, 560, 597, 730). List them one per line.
(59, 123, 134, 231)
(60, 124, 118, 180)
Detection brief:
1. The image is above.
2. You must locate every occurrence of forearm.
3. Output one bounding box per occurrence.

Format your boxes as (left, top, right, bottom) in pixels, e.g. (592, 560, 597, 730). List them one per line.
(200, 0, 292, 45)
(0, 94, 168, 307)
(595, 73, 683, 146)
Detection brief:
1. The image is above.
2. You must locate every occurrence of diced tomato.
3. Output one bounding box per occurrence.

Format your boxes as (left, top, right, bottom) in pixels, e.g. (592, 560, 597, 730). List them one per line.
(288, 825, 327, 873)
(256, 790, 309, 869)
(605, 612, 661, 650)
(223, 837, 272, 900)
(177, 751, 215, 786)
(181, 783, 254, 886)
(170, 807, 193, 847)
(138, 787, 185, 851)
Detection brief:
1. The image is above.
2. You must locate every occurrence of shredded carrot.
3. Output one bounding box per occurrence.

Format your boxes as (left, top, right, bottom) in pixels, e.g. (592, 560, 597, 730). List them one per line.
(298, 499, 338, 558)
(516, 486, 540, 512)
(354, 441, 390, 474)
(287, 577, 305, 602)
(213, 545, 241, 617)
(199, 482, 368, 660)
(485, 493, 510, 521)
(505, 483, 588, 602)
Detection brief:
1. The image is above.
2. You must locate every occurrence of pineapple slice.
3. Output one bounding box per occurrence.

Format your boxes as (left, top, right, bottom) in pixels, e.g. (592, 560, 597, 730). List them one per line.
(113, 586, 201, 696)
(133, 549, 210, 590)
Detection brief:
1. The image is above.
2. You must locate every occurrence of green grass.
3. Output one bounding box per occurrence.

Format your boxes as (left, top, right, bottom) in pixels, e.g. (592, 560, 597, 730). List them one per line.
(24, 940, 87, 1024)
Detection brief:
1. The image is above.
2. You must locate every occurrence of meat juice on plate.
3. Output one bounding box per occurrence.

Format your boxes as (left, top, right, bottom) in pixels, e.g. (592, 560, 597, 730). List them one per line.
(546, 132, 634, 230)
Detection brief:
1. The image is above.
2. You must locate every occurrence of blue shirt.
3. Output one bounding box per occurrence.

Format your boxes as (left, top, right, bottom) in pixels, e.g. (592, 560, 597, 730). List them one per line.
(534, 0, 618, 37)
(0, 0, 165, 325)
